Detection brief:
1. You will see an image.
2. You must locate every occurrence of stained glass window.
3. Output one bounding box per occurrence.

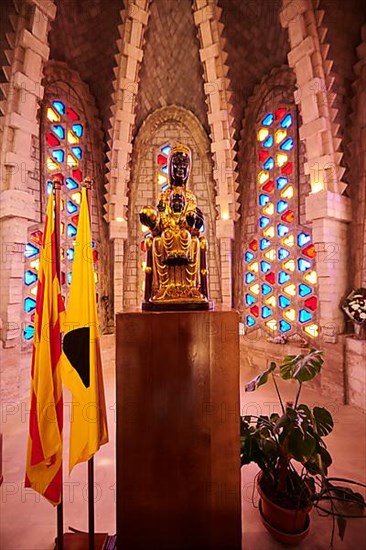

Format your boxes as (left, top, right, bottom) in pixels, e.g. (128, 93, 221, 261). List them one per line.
(243, 107, 319, 339)
(23, 96, 99, 343)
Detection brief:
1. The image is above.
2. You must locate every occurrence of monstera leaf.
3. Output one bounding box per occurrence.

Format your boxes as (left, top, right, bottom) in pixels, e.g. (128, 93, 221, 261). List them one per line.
(313, 407, 334, 436)
(245, 361, 277, 392)
(280, 349, 324, 382)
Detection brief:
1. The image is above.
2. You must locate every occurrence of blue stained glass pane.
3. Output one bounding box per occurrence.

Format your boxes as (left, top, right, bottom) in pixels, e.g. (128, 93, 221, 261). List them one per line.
(24, 297, 36, 313)
(67, 201, 78, 214)
(25, 243, 39, 258)
(262, 306, 272, 319)
(277, 200, 288, 214)
(263, 135, 274, 148)
(259, 194, 269, 207)
(278, 271, 291, 285)
(262, 113, 274, 126)
(279, 295, 291, 309)
(66, 177, 78, 190)
(24, 325, 35, 341)
(161, 145, 171, 156)
(68, 272, 72, 285)
(244, 251, 255, 262)
(245, 294, 256, 306)
(24, 270, 37, 286)
(261, 283, 272, 296)
(53, 101, 65, 115)
(280, 138, 294, 152)
(259, 216, 270, 228)
(47, 181, 53, 195)
(278, 248, 290, 260)
(66, 248, 74, 261)
(299, 309, 312, 323)
(53, 125, 65, 139)
(161, 165, 168, 175)
(263, 157, 274, 170)
(245, 272, 256, 284)
(260, 238, 271, 251)
(52, 149, 64, 163)
(298, 232, 311, 247)
(161, 183, 169, 191)
(277, 224, 289, 237)
(246, 315, 256, 327)
(280, 114, 292, 129)
(276, 177, 288, 190)
(67, 224, 77, 238)
(260, 261, 271, 274)
(72, 124, 83, 137)
(71, 147, 82, 159)
(279, 320, 291, 333)
(298, 258, 311, 272)
(299, 283, 312, 297)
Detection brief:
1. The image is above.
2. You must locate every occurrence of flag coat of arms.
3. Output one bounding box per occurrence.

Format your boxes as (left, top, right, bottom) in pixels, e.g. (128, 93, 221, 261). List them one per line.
(25, 192, 65, 505)
(61, 187, 108, 471)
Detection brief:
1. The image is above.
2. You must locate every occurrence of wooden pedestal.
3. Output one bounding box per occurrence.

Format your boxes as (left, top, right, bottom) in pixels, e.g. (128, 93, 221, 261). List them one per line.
(116, 310, 241, 550)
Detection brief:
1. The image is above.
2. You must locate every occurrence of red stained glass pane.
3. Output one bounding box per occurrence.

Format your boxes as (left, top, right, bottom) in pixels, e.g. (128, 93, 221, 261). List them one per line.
(71, 215, 79, 225)
(258, 150, 269, 162)
(30, 230, 43, 246)
(31, 313, 35, 322)
(72, 169, 82, 182)
(157, 154, 166, 165)
(281, 162, 293, 175)
(61, 272, 66, 286)
(275, 108, 287, 120)
(54, 173, 64, 183)
(265, 272, 275, 284)
(250, 305, 259, 317)
(263, 180, 275, 193)
(93, 250, 98, 262)
(47, 133, 60, 147)
(281, 210, 295, 223)
(303, 244, 316, 258)
(66, 107, 79, 121)
(304, 296, 317, 311)
(249, 239, 258, 252)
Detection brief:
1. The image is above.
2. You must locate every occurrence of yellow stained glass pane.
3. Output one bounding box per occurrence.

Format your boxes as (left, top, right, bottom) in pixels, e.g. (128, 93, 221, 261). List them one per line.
(67, 154, 78, 168)
(276, 153, 288, 167)
(283, 259, 296, 272)
(60, 199, 64, 211)
(281, 185, 294, 199)
(263, 226, 275, 239)
(47, 157, 59, 171)
(264, 249, 276, 261)
(67, 130, 79, 144)
(30, 285, 38, 296)
(304, 270, 317, 285)
(61, 247, 65, 260)
(283, 284, 296, 297)
(47, 107, 60, 122)
(94, 272, 98, 283)
(30, 259, 39, 270)
(304, 324, 319, 338)
(284, 308, 296, 322)
(249, 261, 259, 273)
(257, 128, 269, 142)
(249, 283, 260, 295)
(158, 174, 168, 185)
(258, 170, 269, 185)
(266, 319, 277, 331)
(71, 192, 81, 204)
(263, 202, 274, 215)
(60, 222, 65, 235)
(275, 129, 287, 144)
(282, 234, 295, 247)
(265, 296, 276, 307)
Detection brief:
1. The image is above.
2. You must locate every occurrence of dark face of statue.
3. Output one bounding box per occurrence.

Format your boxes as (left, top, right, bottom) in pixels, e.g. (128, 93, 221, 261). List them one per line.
(169, 152, 190, 187)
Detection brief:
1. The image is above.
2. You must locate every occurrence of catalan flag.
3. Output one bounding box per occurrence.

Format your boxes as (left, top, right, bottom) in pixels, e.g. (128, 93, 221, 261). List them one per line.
(61, 187, 108, 472)
(25, 191, 65, 505)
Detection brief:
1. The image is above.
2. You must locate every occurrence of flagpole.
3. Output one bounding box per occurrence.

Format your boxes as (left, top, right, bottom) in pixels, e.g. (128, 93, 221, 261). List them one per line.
(53, 176, 64, 550)
(83, 177, 95, 550)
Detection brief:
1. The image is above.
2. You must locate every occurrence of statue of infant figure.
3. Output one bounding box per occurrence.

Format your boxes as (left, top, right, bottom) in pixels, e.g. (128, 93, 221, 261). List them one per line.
(140, 143, 210, 310)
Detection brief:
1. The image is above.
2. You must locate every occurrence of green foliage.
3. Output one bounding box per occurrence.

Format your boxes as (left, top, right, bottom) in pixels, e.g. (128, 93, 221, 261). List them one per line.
(240, 349, 366, 542)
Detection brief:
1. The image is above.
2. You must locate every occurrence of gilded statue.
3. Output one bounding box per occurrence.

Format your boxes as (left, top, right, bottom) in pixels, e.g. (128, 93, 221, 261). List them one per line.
(140, 144, 209, 310)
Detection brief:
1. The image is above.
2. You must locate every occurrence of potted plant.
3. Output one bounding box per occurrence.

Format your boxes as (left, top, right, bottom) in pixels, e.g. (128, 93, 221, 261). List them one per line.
(240, 349, 366, 545)
(342, 288, 366, 339)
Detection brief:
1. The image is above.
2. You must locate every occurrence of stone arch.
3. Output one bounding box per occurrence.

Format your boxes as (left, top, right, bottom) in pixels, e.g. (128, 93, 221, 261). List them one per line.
(123, 105, 221, 307)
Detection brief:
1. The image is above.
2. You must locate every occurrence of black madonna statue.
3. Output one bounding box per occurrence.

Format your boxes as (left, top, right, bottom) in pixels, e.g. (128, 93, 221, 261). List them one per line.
(140, 143, 210, 310)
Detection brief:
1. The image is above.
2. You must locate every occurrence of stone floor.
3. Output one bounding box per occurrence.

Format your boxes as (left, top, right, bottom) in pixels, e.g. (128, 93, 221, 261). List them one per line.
(0, 335, 365, 549)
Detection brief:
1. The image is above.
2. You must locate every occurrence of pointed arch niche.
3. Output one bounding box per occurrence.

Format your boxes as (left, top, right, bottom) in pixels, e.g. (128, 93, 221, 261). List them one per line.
(124, 106, 221, 307)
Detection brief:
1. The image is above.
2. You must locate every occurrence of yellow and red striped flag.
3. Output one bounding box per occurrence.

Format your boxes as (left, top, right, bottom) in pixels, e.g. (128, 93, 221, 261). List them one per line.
(25, 191, 65, 505)
(61, 187, 108, 472)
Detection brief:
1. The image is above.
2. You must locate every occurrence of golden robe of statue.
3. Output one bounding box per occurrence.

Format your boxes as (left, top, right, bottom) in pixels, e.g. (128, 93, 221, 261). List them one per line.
(140, 144, 209, 310)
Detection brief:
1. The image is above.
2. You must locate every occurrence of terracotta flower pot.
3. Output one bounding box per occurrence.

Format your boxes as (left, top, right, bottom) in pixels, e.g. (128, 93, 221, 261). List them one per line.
(257, 474, 312, 543)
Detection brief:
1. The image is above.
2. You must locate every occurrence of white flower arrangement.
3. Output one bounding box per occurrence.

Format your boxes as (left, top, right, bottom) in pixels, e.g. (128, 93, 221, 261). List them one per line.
(342, 288, 366, 325)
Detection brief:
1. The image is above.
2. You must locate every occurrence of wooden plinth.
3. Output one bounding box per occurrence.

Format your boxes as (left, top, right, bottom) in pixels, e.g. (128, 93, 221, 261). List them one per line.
(116, 310, 241, 550)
